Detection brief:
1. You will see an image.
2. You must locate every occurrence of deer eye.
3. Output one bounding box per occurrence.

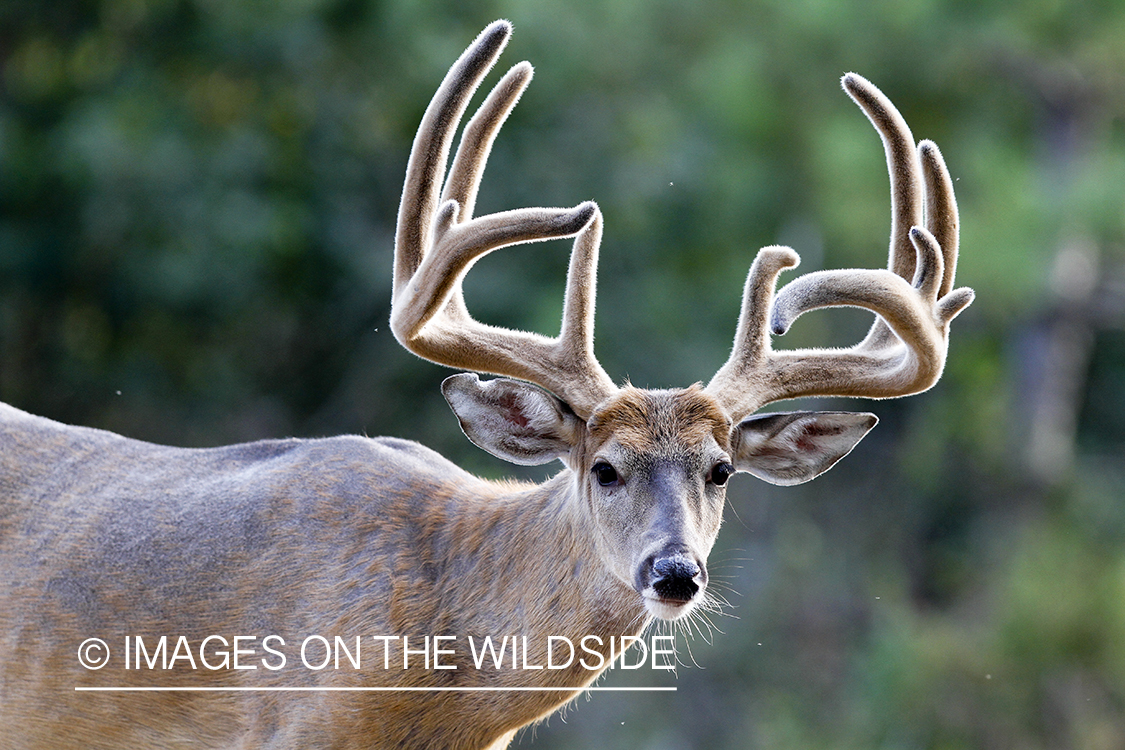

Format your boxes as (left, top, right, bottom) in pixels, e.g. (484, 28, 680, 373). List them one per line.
(592, 462, 620, 487)
(709, 462, 735, 486)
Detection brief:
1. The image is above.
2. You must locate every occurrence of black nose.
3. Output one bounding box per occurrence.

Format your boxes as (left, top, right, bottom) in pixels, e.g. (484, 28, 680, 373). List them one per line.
(651, 554, 700, 602)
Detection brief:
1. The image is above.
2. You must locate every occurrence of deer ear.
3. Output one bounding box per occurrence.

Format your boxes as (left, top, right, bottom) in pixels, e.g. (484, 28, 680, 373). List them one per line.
(442, 374, 584, 465)
(732, 411, 877, 486)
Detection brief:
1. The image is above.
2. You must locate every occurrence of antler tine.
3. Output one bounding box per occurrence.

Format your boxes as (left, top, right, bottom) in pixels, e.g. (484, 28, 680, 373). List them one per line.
(704, 246, 799, 407)
(706, 74, 974, 420)
(393, 21, 509, 296)
(390, 21, 617, 419)
(441, 58, 533, 223)
(842, 72, 924, 282)
(919, 139, 959, 298)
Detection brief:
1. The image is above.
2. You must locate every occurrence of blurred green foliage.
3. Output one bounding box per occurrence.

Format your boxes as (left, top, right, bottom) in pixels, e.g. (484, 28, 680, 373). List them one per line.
(2, 0, 1124, 748)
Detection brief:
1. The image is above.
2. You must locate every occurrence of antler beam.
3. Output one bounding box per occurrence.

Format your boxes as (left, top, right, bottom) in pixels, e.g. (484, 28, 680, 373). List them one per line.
(390, 21, 617, 419)
(706, 73, 974, 420)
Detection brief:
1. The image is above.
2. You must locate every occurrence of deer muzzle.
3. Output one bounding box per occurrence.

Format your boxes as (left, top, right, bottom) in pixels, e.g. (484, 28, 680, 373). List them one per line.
(638, 549, 706, 620)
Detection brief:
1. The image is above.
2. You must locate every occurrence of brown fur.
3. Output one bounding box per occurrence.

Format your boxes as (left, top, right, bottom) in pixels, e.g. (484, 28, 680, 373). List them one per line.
(0, 402, 650, 749)
(588, 385, 731, 455)
(0, 19, 973, 750)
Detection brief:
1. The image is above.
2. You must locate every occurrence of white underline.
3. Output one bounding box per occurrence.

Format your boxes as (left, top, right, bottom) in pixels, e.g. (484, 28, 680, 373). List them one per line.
(75, 686, 675, 692)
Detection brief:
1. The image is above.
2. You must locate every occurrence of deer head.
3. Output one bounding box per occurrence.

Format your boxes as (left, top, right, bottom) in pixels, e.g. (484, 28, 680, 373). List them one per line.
(390, 21, 973, 622)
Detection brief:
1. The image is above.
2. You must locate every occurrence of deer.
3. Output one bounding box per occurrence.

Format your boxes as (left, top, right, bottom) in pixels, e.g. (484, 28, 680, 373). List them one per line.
(0, 19, 973, 750)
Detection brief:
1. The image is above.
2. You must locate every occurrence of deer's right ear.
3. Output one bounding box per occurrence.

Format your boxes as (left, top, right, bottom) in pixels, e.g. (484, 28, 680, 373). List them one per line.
(442, 374, 584, 465)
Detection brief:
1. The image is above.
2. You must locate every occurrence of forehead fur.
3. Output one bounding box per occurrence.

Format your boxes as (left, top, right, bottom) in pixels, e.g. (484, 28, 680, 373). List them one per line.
(587, 385, 732, 454)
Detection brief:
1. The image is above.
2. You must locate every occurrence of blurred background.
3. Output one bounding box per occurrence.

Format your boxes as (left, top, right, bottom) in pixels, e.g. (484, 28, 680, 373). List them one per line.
(1, 0, 1123, 747)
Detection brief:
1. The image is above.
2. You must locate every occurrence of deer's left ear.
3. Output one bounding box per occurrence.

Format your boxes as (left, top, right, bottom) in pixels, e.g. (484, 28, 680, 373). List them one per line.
(442, 374, 585, 466)
(732, 411, 878, 486)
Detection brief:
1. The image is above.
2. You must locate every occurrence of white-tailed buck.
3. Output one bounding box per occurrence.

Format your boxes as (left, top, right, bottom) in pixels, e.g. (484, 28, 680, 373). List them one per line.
(0, 20, 973, 750)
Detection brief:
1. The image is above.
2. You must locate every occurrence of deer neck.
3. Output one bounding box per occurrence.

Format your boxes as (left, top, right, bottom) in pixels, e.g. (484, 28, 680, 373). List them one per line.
(438, 470, 649, 669)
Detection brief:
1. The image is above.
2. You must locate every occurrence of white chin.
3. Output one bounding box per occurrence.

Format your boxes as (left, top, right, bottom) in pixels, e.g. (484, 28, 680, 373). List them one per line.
(644, 597, 695, 621)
